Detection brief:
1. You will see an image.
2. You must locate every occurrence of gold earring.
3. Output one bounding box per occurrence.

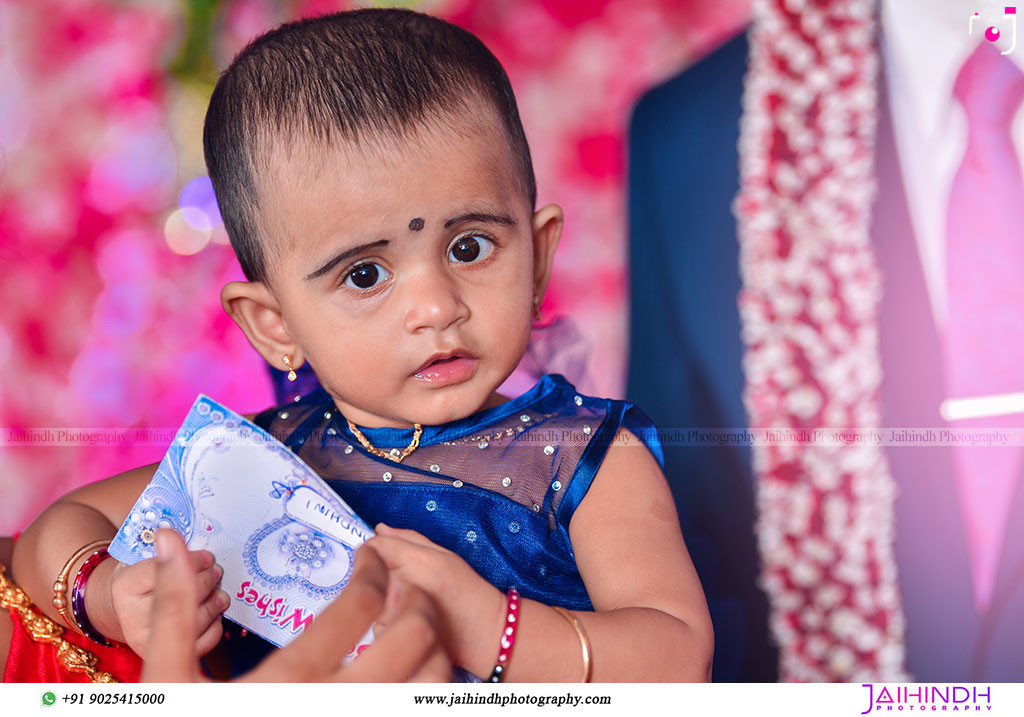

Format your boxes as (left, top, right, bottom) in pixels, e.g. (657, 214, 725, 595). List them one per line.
(282, 355, 298, 382)
(533, 297, 541, 322)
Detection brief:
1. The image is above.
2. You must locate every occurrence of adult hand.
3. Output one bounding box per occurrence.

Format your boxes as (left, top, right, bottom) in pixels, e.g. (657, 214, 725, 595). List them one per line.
(142, 529, 450, 682)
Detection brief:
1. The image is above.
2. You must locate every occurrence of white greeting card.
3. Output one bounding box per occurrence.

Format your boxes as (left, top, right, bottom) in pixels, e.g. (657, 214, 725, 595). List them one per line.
(109, 395, 374, 650)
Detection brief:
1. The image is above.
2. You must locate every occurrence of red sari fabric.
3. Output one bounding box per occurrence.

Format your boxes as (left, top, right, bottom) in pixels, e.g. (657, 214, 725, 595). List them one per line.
(2, 532, 141, 683)
(3, 608, 142, 683)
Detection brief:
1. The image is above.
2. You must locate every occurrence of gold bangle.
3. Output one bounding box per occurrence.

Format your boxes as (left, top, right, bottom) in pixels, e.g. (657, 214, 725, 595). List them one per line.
(53, 540, 110, 630)
(552, 606, 592, 683)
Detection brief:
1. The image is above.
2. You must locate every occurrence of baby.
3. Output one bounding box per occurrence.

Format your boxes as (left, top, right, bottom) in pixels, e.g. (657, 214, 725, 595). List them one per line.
(12, 8, 712, 682)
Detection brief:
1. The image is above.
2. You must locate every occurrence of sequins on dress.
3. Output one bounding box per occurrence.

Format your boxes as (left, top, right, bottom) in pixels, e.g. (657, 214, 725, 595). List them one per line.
(255, 373, 664, 611)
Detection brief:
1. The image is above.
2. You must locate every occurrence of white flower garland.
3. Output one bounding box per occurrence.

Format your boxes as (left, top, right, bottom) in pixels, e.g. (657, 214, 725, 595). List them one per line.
(735, 0, 909, 681)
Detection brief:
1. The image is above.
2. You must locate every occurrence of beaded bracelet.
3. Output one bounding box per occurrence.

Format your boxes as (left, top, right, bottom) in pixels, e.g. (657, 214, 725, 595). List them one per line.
(487, 588, 520, 682)
(53, 540, 111, 630)
(71, 546, 114, 646)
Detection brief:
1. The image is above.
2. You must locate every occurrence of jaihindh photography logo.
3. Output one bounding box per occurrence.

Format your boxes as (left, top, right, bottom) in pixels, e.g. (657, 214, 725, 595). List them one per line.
(860, 684, 993, 713)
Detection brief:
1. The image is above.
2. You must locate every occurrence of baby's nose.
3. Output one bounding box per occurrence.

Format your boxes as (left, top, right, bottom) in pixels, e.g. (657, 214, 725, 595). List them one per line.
(402, 270, 470, 334)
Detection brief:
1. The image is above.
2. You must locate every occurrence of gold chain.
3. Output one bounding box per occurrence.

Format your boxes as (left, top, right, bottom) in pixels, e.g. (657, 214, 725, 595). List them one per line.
(0, 562, 117, 683)
(346, 420, 423, 463)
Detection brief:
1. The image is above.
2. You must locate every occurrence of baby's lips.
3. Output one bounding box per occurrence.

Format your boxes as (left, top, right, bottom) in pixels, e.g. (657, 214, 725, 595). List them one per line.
(411, 348, 476, 375)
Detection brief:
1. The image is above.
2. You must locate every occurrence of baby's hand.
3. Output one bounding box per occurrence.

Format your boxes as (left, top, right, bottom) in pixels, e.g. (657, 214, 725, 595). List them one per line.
(109, 550, 227, 659)
(366, 524, 505, 676)
(143, 531, 451, 682)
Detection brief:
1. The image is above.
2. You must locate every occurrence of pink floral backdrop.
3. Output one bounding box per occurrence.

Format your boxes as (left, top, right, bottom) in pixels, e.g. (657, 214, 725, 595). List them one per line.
(0, 0, 750, 533)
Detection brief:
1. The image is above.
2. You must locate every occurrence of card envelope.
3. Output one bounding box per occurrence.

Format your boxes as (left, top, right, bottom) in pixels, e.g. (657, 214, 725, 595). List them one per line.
(109, 395, 374, 649)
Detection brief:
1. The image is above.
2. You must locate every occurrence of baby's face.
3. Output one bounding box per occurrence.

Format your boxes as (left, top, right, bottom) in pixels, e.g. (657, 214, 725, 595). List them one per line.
(255, 113, 548, 428)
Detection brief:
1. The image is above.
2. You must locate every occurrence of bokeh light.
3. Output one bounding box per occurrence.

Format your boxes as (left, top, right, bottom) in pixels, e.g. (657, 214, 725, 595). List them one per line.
(164, 208, 212, 255)
(0, 0, 752, 538)
(179, 175, 223, 230)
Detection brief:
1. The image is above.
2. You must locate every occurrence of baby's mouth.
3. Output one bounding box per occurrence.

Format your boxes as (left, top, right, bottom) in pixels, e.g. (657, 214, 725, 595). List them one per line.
(412, 351, 478, 383)
(413, 350, 474, 375)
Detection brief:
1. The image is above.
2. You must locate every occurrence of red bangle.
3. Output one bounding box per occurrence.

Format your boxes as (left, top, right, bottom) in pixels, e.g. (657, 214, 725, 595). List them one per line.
(487, 588, 520, 682)
(71, 547, 114, 646)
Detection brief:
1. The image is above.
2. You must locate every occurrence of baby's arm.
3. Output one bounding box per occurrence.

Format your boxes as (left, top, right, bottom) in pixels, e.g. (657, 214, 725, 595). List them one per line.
(13, 411, 267, 650)
(370, 428, 714, 681)
(502, 427, 713, 681)
(13, 460, 162, 632)
(8, 407, 269, 658)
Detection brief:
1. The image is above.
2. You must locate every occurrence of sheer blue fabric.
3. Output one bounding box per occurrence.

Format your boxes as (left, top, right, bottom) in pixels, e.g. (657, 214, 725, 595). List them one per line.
(257, 372, 663, 607)
(223, 373, 663, 675)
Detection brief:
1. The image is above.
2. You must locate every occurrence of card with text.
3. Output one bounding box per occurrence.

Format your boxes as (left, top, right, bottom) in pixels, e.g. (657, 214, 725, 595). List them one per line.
(109, 395, 374, 649)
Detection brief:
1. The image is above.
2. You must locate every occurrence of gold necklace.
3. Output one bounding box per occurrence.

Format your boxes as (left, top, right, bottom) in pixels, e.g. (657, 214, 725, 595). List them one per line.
(347, 419, 423, 463)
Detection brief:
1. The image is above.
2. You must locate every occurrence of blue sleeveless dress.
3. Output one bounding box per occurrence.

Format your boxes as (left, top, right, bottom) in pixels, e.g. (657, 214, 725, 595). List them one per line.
(223, 373, 664, 673)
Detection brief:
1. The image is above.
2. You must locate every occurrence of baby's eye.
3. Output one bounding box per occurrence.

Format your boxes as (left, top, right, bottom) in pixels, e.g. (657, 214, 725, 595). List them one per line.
(343, 262, 390, 290)
(448, 234, 495, 263)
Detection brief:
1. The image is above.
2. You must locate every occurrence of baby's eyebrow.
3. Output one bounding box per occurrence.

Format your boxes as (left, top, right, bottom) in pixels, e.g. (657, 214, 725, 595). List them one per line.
(305, 239, 389, 281)
(303, 212, 515, 281)
(443, 211, 517, 228)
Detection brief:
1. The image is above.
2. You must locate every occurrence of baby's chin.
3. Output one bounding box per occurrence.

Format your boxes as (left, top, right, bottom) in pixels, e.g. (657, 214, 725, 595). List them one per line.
(329, 364, 512, 427)
(402, 378, 507, 426)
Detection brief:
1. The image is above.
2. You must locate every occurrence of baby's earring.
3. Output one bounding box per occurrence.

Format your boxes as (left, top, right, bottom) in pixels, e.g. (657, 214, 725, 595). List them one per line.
(282, 354, 298, 382)
(532, 297, 541, 322)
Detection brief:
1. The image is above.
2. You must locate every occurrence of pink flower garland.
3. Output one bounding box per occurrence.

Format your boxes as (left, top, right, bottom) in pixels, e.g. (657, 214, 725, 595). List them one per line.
(735, 0, 909, 681)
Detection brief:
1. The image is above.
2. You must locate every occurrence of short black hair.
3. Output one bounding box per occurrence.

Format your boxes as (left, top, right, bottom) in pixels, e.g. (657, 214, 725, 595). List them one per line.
(203, 8, 537, 284)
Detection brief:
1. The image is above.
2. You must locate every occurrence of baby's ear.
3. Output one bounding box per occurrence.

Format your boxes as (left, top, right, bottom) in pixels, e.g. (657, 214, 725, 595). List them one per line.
(531, 203, 563, 299)
(220, 281, 304, 371)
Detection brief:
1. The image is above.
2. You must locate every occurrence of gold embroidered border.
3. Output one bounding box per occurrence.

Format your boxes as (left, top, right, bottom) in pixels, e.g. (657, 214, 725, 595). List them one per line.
(0, 562, 117, 683)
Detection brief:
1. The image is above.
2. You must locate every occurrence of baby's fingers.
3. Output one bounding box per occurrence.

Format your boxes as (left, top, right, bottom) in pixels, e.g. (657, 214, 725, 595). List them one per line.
(196, 589, 230, 635)
(117, 546, 213, 594)
(363, 535, 444, 593)
(187, 550, 215, 571)
(194, 562, 224, 603)
(195, 614, 224, 657)
(375, 524, 448, 551)
(364, 534, 432, 569)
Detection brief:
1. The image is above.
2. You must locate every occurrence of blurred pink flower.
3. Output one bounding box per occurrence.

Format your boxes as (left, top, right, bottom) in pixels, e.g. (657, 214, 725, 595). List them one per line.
(0, 0, 752, 533)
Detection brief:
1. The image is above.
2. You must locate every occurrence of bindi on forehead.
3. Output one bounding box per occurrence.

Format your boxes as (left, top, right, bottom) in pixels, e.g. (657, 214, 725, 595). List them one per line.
(408, 217, 425, 231)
